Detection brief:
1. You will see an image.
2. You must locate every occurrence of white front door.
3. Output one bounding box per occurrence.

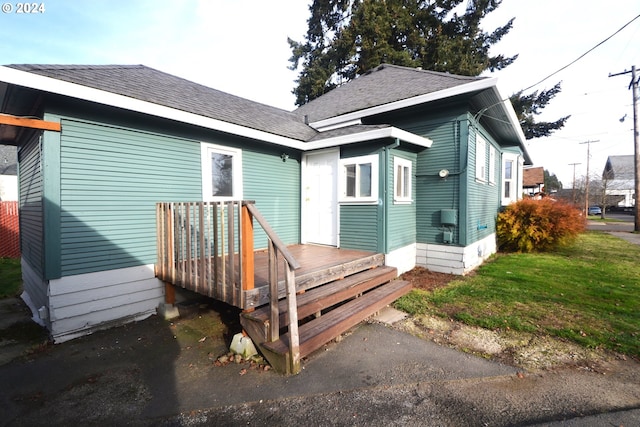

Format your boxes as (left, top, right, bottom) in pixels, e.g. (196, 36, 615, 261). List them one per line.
(302, 149, 339, 246)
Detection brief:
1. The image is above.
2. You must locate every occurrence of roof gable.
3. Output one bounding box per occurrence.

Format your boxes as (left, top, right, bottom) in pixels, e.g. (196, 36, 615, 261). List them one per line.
(604, 155, 634, 180)
(294, 64, 484, 123)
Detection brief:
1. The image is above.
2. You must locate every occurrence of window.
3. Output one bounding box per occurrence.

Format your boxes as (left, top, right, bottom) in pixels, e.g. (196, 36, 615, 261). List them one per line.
(394, 156, 412, 203)
(201, 143, 242, 201)
(475, 135, 487, 181)
(504, 160, 513, 199)
(339, 154, 378, 203)
(488, 145, 496, 184)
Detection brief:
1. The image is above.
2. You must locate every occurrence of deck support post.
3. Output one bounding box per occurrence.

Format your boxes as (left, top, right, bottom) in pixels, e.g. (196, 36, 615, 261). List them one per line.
(164, 282, 176, 305)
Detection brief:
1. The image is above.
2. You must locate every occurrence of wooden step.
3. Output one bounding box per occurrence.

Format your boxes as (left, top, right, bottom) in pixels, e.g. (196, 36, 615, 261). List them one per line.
(246, 253, 386, 308)
(261, 279, 412, 361)
(242, 266, 398, 335)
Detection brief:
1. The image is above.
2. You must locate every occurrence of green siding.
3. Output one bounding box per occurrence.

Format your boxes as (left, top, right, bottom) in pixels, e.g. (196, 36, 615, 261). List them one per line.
(387, 149, 416, 251)
(411, 118, 464, 245)
(466, 124, 501, 244)
(243, 148, 300, 248)
(340, 205, 379, 251)
(58, 118, 202, 277)
(18, 133, 44, 277)
(338, 144, 383, 252)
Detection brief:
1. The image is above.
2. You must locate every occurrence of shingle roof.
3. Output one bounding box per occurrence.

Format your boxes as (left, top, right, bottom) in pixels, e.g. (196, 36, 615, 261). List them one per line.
(7, 64, 317, 141)
(604, 155, 634, 180)
(294, 64, 485, 123)
(523, 167, 544, 187)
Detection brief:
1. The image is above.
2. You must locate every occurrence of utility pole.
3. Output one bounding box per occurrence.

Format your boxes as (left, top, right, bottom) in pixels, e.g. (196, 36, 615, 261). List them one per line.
(609, 66, 640, 232)
(568, 162, 581, 204)
(579, 140, 598, 215)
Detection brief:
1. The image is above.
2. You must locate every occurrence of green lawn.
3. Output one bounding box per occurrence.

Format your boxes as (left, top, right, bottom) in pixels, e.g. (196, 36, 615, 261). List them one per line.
(395, 231, 640, 357)
(0, 257, 22, 298)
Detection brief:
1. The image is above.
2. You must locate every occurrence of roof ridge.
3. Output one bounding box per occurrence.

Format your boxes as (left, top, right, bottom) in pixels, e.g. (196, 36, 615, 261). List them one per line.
(366, 63, 484, 81)
(7, 64, 146, 71)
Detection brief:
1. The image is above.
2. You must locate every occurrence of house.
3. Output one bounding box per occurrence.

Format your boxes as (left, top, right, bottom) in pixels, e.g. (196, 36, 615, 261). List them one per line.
(0, 144, 18, 201)
(523, 166, 544, 196)
(602, 155, 635, 208)
(0, 64, 530, 352)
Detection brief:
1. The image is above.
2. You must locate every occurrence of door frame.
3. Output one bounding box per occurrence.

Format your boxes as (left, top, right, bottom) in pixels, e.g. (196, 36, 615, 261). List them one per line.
(301, 148, 340, 247)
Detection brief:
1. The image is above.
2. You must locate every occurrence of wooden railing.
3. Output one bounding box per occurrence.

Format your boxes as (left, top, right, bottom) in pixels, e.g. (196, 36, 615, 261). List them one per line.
(156, 201, 302, 373)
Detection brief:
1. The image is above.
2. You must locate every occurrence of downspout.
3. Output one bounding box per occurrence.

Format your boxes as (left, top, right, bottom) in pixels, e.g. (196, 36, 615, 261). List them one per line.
(382, 138, 400, 254)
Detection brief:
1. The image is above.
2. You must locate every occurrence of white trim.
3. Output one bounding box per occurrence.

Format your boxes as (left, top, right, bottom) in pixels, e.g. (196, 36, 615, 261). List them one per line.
(0, 66, 302, 148)
(385, 243, 416, 275)
(393, 156, 413, 204)
(314, 118, 362, 132)
(475, 135, 487, 182)
(488, 145, 496, 184)
(339, 154, 379, 204)
(310, 78, 499, 129)
(308, 127, 433, 150)
(301, 148, 340, 246)
(416, 234, 496, 275)
(0, 66, 433, 152)
(200, 142, 243, 201)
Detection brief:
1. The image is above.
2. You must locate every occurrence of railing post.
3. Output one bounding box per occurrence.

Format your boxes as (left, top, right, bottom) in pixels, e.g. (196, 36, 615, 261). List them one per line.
(268, 239, 279, 341)
(285, 262, 300, 374)
(241, 202, 255, 292)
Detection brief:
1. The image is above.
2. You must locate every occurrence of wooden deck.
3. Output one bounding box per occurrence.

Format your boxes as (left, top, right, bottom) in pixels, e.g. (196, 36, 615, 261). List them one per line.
(156, 201, 406, 374)
(165, 244, 384, 309)
(247, 245, 384, 308)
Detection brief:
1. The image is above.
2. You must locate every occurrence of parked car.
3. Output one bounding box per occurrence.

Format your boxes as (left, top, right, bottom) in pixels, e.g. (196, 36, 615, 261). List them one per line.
(588, 206, 602, 216)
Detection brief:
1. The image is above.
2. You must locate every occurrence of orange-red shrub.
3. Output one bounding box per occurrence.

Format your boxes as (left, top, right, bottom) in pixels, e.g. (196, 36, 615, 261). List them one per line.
(497, 198, 585, 253)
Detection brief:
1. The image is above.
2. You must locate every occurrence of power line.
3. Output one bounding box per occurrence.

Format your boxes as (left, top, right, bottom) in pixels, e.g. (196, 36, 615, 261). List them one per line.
(520, 13, 640, 93)
(474, 14, 640, 124)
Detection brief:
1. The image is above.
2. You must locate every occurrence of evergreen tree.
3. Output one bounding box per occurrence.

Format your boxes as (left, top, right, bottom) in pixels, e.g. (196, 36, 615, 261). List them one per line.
(510, 83, 570, 139)
(289, 0, 567, 139)
(543, 169, 563, 192)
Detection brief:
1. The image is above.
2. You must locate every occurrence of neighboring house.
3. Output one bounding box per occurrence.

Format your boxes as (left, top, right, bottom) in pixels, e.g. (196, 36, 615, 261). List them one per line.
(602, 155, 635, 208)
(523, 166, 544, 196)
(0, 64, 530, 343)
(0, 144, 18, 201)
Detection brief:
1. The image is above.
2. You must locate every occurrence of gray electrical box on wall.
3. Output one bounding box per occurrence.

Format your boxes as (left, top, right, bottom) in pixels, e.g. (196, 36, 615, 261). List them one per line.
(440, 209, 457, 226)
(443, 230, 453, 243)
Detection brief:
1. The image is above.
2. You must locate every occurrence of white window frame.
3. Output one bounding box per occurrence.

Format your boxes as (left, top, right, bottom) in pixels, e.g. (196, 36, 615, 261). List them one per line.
(502, 152, 521, 205)
(339, 154, 378, 204)
(488, 144, 496, 184)
(393, 156, 413, 204)
(201, 142, 243, 201)
(475, 135, 487, 182)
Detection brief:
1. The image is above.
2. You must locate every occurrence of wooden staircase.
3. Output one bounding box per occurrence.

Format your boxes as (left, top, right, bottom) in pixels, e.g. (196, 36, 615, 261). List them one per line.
(240, 259, 412, 375)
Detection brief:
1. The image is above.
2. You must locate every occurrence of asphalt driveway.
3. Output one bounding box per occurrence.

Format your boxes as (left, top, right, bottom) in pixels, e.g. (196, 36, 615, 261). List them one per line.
(1, 295, 639, 426)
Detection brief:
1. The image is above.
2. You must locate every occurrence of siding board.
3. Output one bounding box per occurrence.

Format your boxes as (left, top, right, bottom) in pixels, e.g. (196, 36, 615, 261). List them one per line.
(58, 118, 202, 276)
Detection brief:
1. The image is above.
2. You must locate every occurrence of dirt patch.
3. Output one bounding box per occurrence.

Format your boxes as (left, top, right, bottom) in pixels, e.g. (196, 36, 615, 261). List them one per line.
(400, 266, 459, 292)
(396, 267, 625, 373)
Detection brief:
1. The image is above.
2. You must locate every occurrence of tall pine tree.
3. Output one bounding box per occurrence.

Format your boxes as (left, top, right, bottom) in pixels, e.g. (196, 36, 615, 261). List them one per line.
(289, 0, 568, 139)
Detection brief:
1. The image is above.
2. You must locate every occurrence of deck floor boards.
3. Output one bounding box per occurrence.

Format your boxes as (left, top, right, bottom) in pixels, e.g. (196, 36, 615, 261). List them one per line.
(252, 245, 377, 289)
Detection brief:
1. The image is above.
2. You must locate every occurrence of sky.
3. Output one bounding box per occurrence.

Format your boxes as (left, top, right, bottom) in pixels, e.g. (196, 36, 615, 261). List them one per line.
(1, 0, 639, 188)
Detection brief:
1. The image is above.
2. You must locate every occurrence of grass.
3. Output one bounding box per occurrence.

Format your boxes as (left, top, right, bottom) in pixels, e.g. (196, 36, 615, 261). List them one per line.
(395, 231, 640, 357)
(0, 257, 22, 298)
